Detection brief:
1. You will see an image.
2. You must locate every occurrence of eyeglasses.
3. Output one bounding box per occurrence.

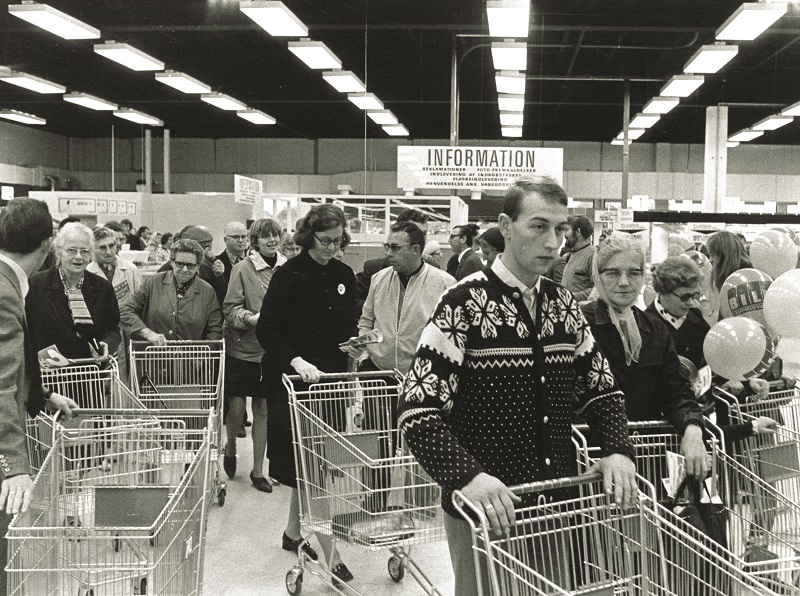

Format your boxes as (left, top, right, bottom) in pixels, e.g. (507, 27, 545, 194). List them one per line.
(63, 248, 91, 258)
(671, 291, 702, 303)
(314, 234, 344, 248)
(384, 243, 411, 254)
(225, 235, 248, 241)
(172, 261, 198, 271)
(599, 268, 644, 281)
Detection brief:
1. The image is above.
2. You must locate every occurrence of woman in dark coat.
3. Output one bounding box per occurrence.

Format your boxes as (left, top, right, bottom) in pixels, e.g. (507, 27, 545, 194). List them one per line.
(27, 222, 120, 363)
(256, 204, 357, 583)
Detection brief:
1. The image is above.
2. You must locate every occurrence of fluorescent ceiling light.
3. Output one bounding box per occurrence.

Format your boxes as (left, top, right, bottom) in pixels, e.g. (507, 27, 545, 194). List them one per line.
(322, 70, 365, 93)
(716, 2, 787, 41)
(113, 108, 163, 126)
(201, 93, 248, 111)
(367, 110, 398, 125)
(63, 92, 117, 111)
(288, 40, 341, 69)
(8, 2, 100, 39)
(499, 111, 524, 126)
(155, 70, 210, 94)
(239, 1, 307, 37)
(486, 1, 530, 38)
(659, 75, 704, 98)
(498, 93, 525, 112)
(611, 139, 632, 146)
(237, 109, 276, 124)
(642, 96, 680, 114)
(752, 114, 793, 131)
(782, 101, 800, 117)
(629, 113, 661, 129)
(348, 93, 383, 111)
(0, 67, 65, 93)
(94, 41, 164, 71)
(683, 44, 738, 74)
(491, 41, 527, 71)
(729, 128, 763, 142)
(502, 126, 523, 138)
(727, 141, 740, 148)
(382, 124, 409, 136)
(495, 71, 525, 95)
(0, 109, 45, 125)
(616, 129, 645, 140)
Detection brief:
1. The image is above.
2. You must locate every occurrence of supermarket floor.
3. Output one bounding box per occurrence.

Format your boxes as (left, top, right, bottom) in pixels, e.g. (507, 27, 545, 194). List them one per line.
(203, 406, 455, 596)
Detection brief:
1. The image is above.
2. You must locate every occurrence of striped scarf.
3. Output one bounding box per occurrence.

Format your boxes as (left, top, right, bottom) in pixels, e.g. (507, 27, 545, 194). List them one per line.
(59, 269, 94, 334)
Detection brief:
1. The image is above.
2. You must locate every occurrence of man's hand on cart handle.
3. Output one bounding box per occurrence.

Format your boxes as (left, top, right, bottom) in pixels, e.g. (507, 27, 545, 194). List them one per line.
(0, 474, 33, 515)
(721, 380, 744, 395)
(753, 416, 779, 435)
(89, 340, 109, 360)
(143, 329, 167, 346)
(460, 472, 521, 537)
(586, 453, 638, 509)
(748, 378, 770, 400)
(680, 424, 709, 479)
(291, 357, 321, 384)
(47, 391, 79, 421)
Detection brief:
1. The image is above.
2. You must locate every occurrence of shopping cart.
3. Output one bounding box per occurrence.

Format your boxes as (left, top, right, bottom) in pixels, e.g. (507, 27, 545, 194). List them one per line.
(129, 340, 226, 506)
(284, 371, 445, 596)
(453, 472, 772, 596)
(6, 408, 214, 596)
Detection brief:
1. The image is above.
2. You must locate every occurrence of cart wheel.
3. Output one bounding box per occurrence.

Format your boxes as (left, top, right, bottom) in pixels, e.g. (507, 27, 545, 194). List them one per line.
(285, 568, 303, 595)
(218, 488, 226, 507)
(388, 555, 405, 582)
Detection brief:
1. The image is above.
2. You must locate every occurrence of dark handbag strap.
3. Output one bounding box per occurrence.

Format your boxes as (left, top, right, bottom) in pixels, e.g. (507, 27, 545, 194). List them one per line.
(672, 475, 713, 506)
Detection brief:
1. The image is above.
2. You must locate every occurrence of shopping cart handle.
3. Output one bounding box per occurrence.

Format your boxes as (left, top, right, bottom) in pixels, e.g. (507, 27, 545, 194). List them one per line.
(283, 371, 400, 382)
(57, 407, 215, 420)
(508, 472, 603, 496)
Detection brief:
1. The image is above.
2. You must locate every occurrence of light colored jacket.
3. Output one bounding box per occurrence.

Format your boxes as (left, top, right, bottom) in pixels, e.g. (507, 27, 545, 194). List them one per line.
(359, 263, 455, 374)
(87, 257, 142, 304)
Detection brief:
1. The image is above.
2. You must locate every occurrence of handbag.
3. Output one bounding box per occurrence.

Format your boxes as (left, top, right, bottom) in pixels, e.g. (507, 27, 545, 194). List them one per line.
(667, 476, 729, 550)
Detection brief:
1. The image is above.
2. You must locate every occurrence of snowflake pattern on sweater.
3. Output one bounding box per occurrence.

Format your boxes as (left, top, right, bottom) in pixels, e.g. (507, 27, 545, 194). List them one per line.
(398, 268, 634, 516)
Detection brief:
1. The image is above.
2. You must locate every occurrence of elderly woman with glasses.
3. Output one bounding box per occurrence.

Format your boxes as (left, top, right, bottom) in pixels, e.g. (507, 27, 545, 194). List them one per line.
(120, 238, 223, 344)
(256, 204, 357, 584)
(27, 222, 120, 361)
(222, 218, 287, 492)
(579, 233, 708, 479)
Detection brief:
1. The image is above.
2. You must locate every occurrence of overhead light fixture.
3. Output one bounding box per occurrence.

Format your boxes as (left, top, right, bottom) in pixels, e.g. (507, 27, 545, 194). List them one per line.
(236, 109, 276, 124)
(659, 75, 704, 98)
(495, 71, 525, 95)
(63, 92, 117, 111)
(239, 1, 307, 37)
(94, 41, 164, 71)
(382, 124, 409, 136)
(683, 44, 739, 74)
(8, 2, 100, 39)
(716, 2, 787, 41)
(113, 108, 163, 126)
(616, 129, 646, 140)
(155, 70, 211, 94)
(288, 40, 341, 69)
(322, 70, 365, 93)
(629, 113, 661, 129)
(752, 114, 793, 131)
(486, 0, 530, 38)
(348, 93, 383, 111)
(782, 101, 800, 117)
(498, 93, 525, 112)
(201, 93, 248, 111)
(501, 126, 523, 138)
(729, 128, 763, 142)
(367, 110, 398, 125)
(0, 67, 65, 93)
(610, 138, 632, 146)
(499, 111, 524, 126)
(0, 109, 45, 125)
(491, 41, 527, 71)
(642, 96, 680, 114)
(727, 141, 740, 148)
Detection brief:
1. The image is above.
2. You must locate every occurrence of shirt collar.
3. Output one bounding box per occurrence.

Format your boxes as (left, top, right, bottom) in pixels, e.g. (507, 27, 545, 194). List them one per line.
(458, 247, 471, 262)
(0, 252, 29, 299)
(226, 249, 242, 264)
(654, 295, 686, 330)
(492, 254, 541, 296)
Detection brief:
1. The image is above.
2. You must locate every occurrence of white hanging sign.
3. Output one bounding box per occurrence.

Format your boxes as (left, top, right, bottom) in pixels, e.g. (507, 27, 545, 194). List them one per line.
(234, 175, 263, 205)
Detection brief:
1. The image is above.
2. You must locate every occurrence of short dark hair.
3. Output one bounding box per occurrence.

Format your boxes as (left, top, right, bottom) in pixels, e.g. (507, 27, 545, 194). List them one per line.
(160, 232, 173, 246)
(170, 238, 205, 262)
(390, 221, 425, 252)
(0, 198, 53, 255)
(502, 175, 568, 221)
(652, 256, 703, 295)
(136, 226, 149, 237)
(120, 218, 133, 228)
(104, 220, 124, 233)
(294, 204, 351, 251)
(58, 216, 81, 230)
(479, 227, 505, 252)
(454, 223, 480, 247)
(249, 218, 283, 248)
(568, 215, 593, 240)
(93, 227, 116, 243)
(397, 209, 428, 226)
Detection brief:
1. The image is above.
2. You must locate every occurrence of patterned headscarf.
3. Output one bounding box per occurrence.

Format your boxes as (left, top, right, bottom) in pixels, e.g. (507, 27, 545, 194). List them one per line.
(590, 253, 642, 366)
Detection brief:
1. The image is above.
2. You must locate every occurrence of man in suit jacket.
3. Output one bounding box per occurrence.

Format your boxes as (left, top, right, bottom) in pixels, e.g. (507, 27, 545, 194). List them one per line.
(0, 199, 77, 594)
(217, 221, 248, 284)
(449, 224, 483, 280)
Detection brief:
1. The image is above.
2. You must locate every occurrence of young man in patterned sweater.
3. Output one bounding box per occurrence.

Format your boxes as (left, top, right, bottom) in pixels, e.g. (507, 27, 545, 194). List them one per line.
(397, 175, 637, 596)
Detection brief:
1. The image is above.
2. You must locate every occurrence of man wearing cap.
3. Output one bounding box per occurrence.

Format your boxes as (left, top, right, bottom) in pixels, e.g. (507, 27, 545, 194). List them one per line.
(159, 226, 227, 307)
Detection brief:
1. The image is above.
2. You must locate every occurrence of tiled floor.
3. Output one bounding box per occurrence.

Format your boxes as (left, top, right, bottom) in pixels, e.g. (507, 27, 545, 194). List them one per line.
(203, 406, 454, 596)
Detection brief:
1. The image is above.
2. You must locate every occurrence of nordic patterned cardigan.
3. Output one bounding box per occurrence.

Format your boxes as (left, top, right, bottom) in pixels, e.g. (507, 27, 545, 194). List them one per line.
(397, 268, 635, 517)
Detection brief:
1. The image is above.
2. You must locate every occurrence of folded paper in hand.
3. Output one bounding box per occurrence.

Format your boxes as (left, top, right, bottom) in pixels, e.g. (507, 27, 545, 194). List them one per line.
(38, 345, 71, 369)
(339, 329, 383, 349)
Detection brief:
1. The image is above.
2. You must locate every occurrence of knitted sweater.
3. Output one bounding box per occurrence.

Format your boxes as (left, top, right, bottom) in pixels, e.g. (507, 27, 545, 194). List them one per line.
(398, 268, 634, 517)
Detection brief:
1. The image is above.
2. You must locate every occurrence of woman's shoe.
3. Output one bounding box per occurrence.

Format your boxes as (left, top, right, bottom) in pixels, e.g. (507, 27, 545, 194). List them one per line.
(331, 563, 354, 584)
(282, 532, 318, 561)
(223, 455, 236, 479)
(250, 472, 273, 493)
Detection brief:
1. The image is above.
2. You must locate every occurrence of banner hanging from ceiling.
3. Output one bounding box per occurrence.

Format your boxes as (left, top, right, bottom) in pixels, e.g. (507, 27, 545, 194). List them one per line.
(234, 174, 263, 205)
(397, 145, 563, 191)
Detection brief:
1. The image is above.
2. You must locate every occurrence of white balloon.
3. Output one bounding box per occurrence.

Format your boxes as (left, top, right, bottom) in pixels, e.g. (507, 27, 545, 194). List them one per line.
(751, 230, 798, 280)
(764, 269, 800, 339)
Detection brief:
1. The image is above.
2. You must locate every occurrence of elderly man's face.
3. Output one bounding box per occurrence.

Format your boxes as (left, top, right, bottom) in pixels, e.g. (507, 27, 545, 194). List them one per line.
(224, 223, 248, 256)
(93, 235, 118, 266)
